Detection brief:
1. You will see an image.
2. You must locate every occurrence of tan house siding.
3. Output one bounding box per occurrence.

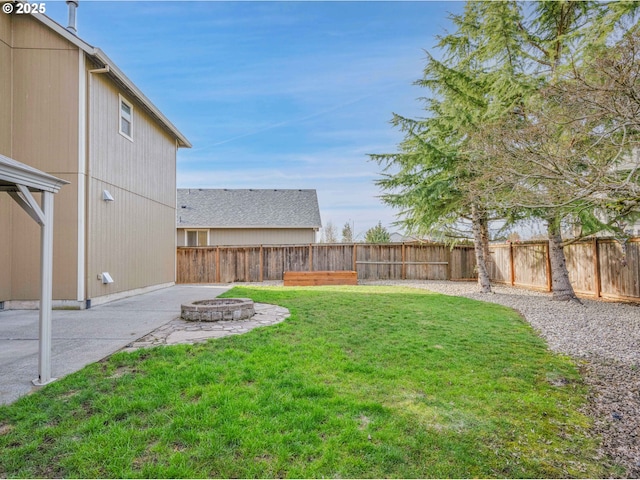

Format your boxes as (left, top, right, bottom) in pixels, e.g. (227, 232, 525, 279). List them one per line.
(1, 13, 80, 301)
(0, 14, 11, 157)
(9, 176, 78, 301)
(86, 75, 177, 299)
(10, 13, 73, 51)
(0, 14, 11, 301)
(0, 195, 11, 301)
(89, 76, 177, 206)
(87, 181, 175, 298)
(177, 227, 317, 246)
(11, 47, 79, 173)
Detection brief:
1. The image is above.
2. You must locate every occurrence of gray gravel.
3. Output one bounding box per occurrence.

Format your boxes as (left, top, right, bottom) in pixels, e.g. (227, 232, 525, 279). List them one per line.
(363, 279, 640, 477)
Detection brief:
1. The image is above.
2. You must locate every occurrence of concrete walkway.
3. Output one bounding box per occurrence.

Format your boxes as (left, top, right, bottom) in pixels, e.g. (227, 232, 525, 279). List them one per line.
(0, 284, 230, 405)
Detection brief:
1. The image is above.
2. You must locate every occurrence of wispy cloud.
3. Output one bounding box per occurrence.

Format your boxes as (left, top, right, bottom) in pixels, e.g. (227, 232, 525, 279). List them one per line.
(45, 1, 463, 233)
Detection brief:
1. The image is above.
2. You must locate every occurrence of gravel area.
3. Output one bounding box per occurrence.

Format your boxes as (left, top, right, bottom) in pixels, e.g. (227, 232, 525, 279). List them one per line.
(364, 279, 640, 477)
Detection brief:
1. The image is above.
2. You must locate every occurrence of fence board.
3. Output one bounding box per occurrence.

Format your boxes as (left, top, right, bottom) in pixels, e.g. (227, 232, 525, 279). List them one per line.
(488, 244, 511, 284)
(262, 246, 284, 280)
(450, 246, 477, 280)
(356, 244, 403, 280)
(599, 239, 640, 300)
(217, 247, 262, 283)
(512, 243, 548, 290)
(176, 247, 216, 284)
(564, 242, 597, 296)
(404, 243, 449, 280)
(312, 244, 354, 271)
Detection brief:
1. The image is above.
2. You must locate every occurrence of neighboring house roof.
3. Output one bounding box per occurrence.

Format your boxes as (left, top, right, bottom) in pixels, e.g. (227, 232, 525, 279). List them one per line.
(177, 189, 322, 229)
(30, 8, 191, 148)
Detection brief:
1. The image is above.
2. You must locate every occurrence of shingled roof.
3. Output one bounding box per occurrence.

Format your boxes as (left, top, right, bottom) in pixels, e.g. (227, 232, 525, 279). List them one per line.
(177, 189, 322, 229)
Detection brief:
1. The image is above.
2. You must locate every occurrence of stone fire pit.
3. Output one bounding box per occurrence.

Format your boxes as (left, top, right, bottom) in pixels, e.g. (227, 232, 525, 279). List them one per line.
(181, 298, 255, 322)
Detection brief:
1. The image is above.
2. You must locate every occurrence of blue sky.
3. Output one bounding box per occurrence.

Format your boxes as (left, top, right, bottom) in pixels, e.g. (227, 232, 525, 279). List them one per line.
(47, 0, 464, 240)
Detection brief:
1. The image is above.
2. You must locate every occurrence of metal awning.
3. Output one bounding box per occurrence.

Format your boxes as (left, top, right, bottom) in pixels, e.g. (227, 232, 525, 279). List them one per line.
(0, 154, 69, 386)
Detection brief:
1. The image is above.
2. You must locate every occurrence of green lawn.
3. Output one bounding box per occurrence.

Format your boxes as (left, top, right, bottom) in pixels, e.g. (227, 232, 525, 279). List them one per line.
(0, 286, 619, 478)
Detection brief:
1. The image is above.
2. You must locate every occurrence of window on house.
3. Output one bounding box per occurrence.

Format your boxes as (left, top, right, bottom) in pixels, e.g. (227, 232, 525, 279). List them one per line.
(119, 95, 133, 141)
(186, 230, 208, 246)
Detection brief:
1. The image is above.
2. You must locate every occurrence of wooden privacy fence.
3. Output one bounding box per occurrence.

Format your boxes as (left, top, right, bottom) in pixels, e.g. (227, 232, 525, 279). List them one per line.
(487, 238, 640, 302)
(177, 243, 477, 284)
(177, 238, 640, 302)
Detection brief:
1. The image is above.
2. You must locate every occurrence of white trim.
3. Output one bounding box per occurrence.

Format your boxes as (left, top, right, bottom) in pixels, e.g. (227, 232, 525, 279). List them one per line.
(77, 51, 86, 302)
(33, 191, 55, 385)
(185, 228, 209, 246)
(8, 186, 45, 225)
(0, 155, 69, 193)
(118, 94, 134, 142)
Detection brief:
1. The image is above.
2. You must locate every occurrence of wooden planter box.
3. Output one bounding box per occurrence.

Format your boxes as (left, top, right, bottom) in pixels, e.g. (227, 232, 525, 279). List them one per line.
(283, 270, 358, 286)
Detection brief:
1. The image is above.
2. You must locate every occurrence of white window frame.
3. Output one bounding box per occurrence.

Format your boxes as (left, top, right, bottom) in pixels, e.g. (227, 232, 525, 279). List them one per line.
(185, 229, 209, 247)
(118, 94, 133, 142)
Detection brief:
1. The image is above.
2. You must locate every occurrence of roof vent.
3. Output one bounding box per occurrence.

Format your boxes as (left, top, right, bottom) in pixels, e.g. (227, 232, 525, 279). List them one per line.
(66, 0, 78, 35)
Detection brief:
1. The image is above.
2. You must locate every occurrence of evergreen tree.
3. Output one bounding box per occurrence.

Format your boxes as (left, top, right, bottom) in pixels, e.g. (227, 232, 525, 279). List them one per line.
(364, 222, 391, 244)
(341, 222, 354, 243)
(372, 1, 638, 300)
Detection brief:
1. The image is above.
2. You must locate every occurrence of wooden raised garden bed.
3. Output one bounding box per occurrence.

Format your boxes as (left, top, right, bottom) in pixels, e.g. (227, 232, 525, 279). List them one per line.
(283, 270, 358, 287)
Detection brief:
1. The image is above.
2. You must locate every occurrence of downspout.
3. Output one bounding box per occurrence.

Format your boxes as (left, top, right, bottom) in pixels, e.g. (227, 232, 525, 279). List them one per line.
(174, 138, 178, 283)
(77, 50, 86, 306)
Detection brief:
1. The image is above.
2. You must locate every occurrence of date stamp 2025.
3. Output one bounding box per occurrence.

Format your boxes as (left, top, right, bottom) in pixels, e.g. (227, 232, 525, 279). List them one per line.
(2, 2, 46, 15)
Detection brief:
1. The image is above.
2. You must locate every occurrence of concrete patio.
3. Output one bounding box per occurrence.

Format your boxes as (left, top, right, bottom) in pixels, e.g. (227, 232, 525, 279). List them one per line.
(0, 284, 230, 405)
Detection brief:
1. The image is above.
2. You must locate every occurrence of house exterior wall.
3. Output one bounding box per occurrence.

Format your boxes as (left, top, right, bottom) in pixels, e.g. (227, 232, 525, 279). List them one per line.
(0, 11, 11, 156)
(0, 195, 11, 301)
(0, 12, 11, 301)
(0, 13, 80, 302)
(86, 74, 177, 300)
(1, 13, 183, 306)
(177, 227, 317, 246)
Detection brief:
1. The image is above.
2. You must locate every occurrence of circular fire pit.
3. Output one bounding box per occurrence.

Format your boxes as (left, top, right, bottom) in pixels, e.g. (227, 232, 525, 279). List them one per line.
(181, 298, 255, 322)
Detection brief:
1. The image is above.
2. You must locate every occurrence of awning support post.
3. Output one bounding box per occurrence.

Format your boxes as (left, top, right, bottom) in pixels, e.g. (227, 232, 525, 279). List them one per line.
(33, 191, 56, 386)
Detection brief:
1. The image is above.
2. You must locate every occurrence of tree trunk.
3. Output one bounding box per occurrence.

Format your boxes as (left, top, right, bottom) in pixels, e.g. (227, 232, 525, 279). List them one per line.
(471, 204, 492, 293)
(480, 216, 492, 270)
(546, 216, 580, 302)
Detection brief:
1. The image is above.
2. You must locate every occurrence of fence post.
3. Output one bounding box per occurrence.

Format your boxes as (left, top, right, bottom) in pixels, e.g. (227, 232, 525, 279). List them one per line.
(309, 244, 313, 271)
(259, 245, 263, 282)
(593, 237, 601, 298)
(509, 242, 515, 286)
(215, 246, 221, 283)
(244, 248, 249, 282)
(401, 243, 406, 280)
(545, 241, 552, 292)
(353, 243, 357, 271)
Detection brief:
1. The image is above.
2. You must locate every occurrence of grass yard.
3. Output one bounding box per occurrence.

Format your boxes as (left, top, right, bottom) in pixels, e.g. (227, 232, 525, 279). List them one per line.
(0, 286, 619, 478)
